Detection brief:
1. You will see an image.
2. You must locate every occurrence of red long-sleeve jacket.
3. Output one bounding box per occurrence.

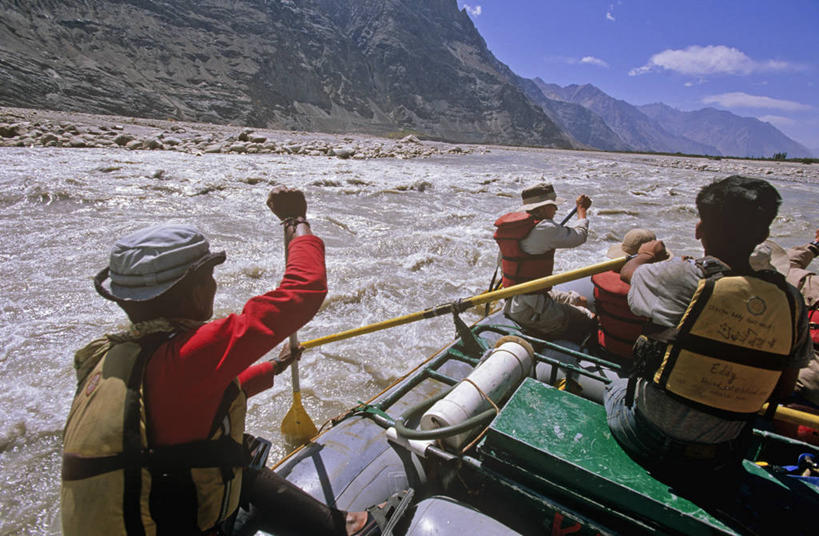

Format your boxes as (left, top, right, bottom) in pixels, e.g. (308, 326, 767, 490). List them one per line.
(144, 235, 327, 446)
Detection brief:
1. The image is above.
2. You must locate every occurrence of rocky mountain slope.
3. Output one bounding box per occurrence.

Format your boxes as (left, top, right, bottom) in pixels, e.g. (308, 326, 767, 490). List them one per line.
(638, 103, 813, 158)
(0, 0, 573, 148)
(0, 1, 809, 157)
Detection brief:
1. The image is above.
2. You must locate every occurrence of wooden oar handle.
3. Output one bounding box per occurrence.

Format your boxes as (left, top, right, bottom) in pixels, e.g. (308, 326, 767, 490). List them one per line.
(283, 226, 302, 393)
(289, 334, 300, 393)
(559, 206, 578, 226)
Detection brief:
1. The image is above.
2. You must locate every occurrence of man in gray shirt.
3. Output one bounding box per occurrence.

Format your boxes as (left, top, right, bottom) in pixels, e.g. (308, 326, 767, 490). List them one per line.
(604, 176, 812, 476)
(495, 183, 595, 343)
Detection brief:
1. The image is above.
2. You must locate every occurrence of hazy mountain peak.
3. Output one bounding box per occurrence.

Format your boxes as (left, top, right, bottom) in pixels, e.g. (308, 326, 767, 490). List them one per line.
(638, 103, 812, 158)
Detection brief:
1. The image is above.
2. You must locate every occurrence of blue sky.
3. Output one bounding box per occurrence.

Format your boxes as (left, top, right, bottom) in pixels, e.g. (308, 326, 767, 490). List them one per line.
(458, 1, 819, 154)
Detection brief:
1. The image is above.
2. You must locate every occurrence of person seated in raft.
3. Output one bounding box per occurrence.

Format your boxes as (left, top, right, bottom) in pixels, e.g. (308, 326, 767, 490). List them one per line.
(61, 187, 402, 536)
(750, 230, 819, 444)
(604, 175, 812, 477)
(591, 228, 669, 360)
(494, 182, 596, 343)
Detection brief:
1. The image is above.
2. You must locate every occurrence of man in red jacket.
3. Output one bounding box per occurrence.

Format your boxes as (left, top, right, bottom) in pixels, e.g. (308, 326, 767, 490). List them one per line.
(62, 187, 381, 535)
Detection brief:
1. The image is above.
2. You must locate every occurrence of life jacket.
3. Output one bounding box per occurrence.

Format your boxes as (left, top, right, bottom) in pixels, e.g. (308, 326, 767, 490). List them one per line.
(788, 265, 818, 346)
(61, 321, 248, 536)
(591, 270, 645, 359)
(493, 212, 555, 289)
(629, 258, 799, 420)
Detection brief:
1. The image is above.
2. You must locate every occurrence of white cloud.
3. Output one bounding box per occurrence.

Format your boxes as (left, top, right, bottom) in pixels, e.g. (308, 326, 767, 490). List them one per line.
(606, 3, 615, 21)
(463, 4, 482, 16)
(684, 78, 707, 87)
(580, 56, 609, 68)
(702, 92, 811, 111)
(543, 55, 586, 66)
(757, 115, 796, 127)
(629, 45, 795, 76)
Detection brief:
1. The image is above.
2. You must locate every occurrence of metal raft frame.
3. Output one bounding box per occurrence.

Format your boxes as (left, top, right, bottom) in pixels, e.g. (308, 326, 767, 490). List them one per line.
(337, 310, 819, 536)
(344, 311, 655, 535)
(371, 316, 621, 418)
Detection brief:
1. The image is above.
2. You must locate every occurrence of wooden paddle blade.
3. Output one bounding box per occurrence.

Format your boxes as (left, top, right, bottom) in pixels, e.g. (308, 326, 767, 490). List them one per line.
(281, 391, 318, 444)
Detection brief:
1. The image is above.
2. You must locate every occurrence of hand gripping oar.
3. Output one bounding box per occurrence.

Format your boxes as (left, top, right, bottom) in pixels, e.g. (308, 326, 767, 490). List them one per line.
(302, 256, 628, 350)
(484, 206, 579, 312)
(280, 230, 318, 445)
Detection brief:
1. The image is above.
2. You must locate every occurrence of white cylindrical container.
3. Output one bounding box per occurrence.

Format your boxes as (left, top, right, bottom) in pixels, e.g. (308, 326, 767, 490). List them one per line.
(420, 336, 534, 448)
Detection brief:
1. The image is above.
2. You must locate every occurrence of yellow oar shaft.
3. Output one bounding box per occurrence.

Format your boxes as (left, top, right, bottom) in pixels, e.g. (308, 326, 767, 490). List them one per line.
(302, 256, 628, 350)
(470, 256, 626, 305)
(761, 403, 819, 430)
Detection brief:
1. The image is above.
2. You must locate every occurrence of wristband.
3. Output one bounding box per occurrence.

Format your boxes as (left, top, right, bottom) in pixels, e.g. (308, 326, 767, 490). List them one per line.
(270, 358, 285, 375)
(280, 216, 309, 228)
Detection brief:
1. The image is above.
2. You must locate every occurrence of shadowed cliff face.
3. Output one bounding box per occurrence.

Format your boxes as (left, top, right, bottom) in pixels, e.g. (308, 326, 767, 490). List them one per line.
(0, 0, 574, 148)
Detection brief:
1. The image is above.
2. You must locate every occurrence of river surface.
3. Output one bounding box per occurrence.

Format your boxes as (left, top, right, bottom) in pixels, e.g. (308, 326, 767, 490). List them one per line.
(0, 145, 817, 535)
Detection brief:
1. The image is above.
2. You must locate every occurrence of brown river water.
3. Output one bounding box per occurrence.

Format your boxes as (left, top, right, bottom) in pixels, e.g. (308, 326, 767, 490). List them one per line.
(0, 144, 816, 534)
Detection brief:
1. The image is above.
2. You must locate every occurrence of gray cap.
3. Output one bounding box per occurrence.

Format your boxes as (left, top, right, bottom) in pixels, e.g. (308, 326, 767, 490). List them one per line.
(94, 224, 226, 302)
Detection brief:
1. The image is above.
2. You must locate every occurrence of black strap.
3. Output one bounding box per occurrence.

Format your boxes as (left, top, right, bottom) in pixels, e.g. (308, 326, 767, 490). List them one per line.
(208, 381, 242, 438)
(500, 252, 555, 261)
(596, 301, 645, 326)
(147, 436, 249, 474)
(63, 452, 130, 481)
(123, 334, 170, 536)
(672, 333, 789, 370)
(62, 431, 248, 484)
(598, 326, 638, 346)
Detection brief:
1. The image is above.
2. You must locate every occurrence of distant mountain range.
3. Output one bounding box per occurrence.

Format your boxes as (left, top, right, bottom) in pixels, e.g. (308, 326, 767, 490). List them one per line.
(0, 0, 811, 158)
(533, 81, 719, 155)
(636, 103, 812, 159)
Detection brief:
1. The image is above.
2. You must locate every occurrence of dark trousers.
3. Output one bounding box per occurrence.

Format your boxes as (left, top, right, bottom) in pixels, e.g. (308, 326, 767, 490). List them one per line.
(231, 466, 349, 536)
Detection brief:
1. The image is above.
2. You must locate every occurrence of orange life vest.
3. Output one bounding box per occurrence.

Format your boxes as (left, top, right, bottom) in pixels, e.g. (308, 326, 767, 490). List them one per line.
(493, 212, 555, 289)
(591, 270, 646, 359)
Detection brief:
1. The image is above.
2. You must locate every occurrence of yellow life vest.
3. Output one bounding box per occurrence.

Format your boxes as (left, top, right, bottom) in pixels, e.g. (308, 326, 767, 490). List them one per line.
(61, 321, 248, 536)
(636, 260, 798, 418)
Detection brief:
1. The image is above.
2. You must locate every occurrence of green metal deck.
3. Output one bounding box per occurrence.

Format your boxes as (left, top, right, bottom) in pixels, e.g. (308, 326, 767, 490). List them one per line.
(480, 378, 740, 535)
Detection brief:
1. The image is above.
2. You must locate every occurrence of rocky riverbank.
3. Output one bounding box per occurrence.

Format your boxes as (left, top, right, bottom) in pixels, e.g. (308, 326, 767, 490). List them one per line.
(0, 107, 479, 160)
(2, 106, 817, 185)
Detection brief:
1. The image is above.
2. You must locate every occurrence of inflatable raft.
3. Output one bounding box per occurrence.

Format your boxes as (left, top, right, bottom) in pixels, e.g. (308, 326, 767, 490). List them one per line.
(235, 277, 819, 535)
